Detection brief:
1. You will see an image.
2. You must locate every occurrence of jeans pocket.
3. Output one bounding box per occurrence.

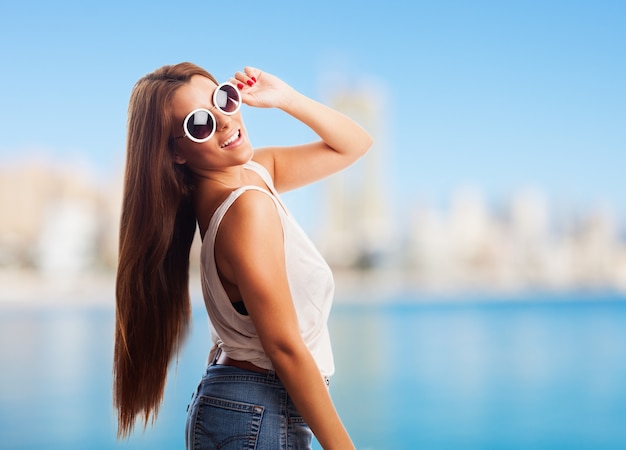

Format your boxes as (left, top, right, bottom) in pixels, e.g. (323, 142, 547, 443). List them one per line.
(189, 395, 264, 450)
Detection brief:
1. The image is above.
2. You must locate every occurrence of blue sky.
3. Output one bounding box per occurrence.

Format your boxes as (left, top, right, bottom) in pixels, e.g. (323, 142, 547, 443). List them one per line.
(1, 0, 625, 228)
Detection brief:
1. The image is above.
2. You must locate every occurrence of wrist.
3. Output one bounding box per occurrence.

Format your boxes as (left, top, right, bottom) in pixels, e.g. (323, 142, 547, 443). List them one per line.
(278, 86, 305, 113)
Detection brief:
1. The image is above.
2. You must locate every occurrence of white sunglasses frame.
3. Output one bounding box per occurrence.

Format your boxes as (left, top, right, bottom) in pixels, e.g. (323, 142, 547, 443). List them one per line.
(175, 82, 242, 143)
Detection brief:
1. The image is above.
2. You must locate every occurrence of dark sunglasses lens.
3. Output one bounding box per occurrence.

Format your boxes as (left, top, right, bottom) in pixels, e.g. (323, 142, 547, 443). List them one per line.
(186, 110, 214, 140)
(215, 84, 241, 113)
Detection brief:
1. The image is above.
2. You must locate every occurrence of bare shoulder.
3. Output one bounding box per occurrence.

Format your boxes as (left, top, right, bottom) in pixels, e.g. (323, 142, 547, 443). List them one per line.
(218, 188, 282, 245)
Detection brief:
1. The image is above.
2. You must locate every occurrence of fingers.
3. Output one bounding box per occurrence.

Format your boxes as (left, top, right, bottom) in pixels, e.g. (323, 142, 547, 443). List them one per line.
(231, 67, 260, 90)
(244, 66, 260, 78)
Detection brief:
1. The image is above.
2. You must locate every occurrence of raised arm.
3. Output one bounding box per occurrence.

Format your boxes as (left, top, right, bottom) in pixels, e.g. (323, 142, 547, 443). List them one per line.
(215, 190, 355, 450)
(231, 67, 373, 192)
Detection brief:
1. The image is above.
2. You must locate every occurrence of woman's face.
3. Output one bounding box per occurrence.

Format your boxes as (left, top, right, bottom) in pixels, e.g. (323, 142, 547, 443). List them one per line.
(170, 75, 252, 173)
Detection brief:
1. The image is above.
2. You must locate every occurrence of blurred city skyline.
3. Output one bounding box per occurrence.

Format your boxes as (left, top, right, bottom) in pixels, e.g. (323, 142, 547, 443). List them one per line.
(1, 148, 625, 303)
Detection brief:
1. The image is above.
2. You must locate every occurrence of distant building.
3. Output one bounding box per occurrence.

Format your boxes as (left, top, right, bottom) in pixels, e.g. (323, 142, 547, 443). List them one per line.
(0, 159, 119, 278)
(316, 79, 395, 270)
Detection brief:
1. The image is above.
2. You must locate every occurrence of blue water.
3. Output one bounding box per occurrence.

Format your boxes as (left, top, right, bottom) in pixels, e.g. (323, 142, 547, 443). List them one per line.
(1, 292, 626, 449)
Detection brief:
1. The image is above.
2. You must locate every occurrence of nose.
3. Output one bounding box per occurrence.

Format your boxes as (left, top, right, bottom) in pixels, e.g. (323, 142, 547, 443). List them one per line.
(213, 109, 233, 132)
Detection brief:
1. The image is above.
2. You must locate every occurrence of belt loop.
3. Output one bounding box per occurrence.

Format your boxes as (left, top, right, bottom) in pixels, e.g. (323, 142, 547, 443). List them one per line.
(267, 369, 277, 380)
(211, 347, 222, 366)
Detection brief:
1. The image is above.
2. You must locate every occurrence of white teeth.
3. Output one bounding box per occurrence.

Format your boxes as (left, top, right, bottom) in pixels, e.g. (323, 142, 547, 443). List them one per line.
(221, 130, 240, 148)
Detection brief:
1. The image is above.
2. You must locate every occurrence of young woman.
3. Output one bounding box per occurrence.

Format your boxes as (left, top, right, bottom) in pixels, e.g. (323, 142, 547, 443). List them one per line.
(114, 62, 372, 449)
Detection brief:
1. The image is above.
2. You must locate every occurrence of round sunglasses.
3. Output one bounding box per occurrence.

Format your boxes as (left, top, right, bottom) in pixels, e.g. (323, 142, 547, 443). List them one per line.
(175, 82, 242, 143)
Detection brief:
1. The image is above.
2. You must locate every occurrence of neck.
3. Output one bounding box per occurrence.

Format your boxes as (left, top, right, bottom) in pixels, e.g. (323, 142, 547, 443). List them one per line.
(191, 164, 249, 189)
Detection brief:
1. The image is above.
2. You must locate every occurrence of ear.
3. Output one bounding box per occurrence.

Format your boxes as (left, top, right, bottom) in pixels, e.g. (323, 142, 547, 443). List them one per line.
(173, 152, 187, 165)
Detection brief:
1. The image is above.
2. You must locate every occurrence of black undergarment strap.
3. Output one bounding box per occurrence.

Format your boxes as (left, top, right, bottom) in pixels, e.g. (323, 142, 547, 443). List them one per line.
(232, 300, 249, 316)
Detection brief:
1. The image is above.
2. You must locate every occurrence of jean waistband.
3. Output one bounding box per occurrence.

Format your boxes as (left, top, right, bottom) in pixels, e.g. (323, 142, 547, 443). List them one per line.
(211, 347, 330, 387)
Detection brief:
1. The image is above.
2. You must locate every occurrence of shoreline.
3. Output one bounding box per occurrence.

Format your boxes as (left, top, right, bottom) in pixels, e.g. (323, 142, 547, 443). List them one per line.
(2, 268, 625, 309)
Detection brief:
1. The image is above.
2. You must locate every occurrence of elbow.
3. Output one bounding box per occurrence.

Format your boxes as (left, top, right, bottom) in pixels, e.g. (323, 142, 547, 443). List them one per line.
(353, 132, 373, 160)
(263, 337, 309, 369)
(361, 133, 374, 156)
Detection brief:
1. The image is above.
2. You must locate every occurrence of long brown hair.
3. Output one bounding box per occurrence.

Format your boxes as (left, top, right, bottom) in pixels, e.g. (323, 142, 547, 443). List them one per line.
(114, 62, 217, 438)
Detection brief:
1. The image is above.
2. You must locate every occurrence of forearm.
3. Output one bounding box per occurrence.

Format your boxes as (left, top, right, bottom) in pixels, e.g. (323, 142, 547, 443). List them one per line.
(280, 89, 372, 160)
(271, 347, 355, 450)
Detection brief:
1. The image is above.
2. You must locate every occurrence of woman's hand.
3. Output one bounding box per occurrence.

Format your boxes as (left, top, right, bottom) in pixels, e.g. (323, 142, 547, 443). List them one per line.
(230, 67, 295, 109)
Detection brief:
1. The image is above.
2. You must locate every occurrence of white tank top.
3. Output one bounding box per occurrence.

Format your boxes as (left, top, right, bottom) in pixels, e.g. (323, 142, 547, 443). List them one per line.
(200, 160, 335, 377)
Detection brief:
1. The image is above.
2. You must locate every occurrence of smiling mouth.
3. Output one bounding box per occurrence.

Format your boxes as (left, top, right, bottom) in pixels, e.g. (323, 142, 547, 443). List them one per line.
(220, 129, 241, 148)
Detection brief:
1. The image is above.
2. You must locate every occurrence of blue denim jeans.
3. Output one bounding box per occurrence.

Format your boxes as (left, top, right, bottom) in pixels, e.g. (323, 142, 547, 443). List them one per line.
(186, 363, 313, 449)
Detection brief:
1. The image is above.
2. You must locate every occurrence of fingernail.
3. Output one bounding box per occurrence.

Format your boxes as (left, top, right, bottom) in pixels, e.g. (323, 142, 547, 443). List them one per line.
(237, 83, 244, 90)
(246, 80, 254, 86)
(251, 76, 257, 82)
